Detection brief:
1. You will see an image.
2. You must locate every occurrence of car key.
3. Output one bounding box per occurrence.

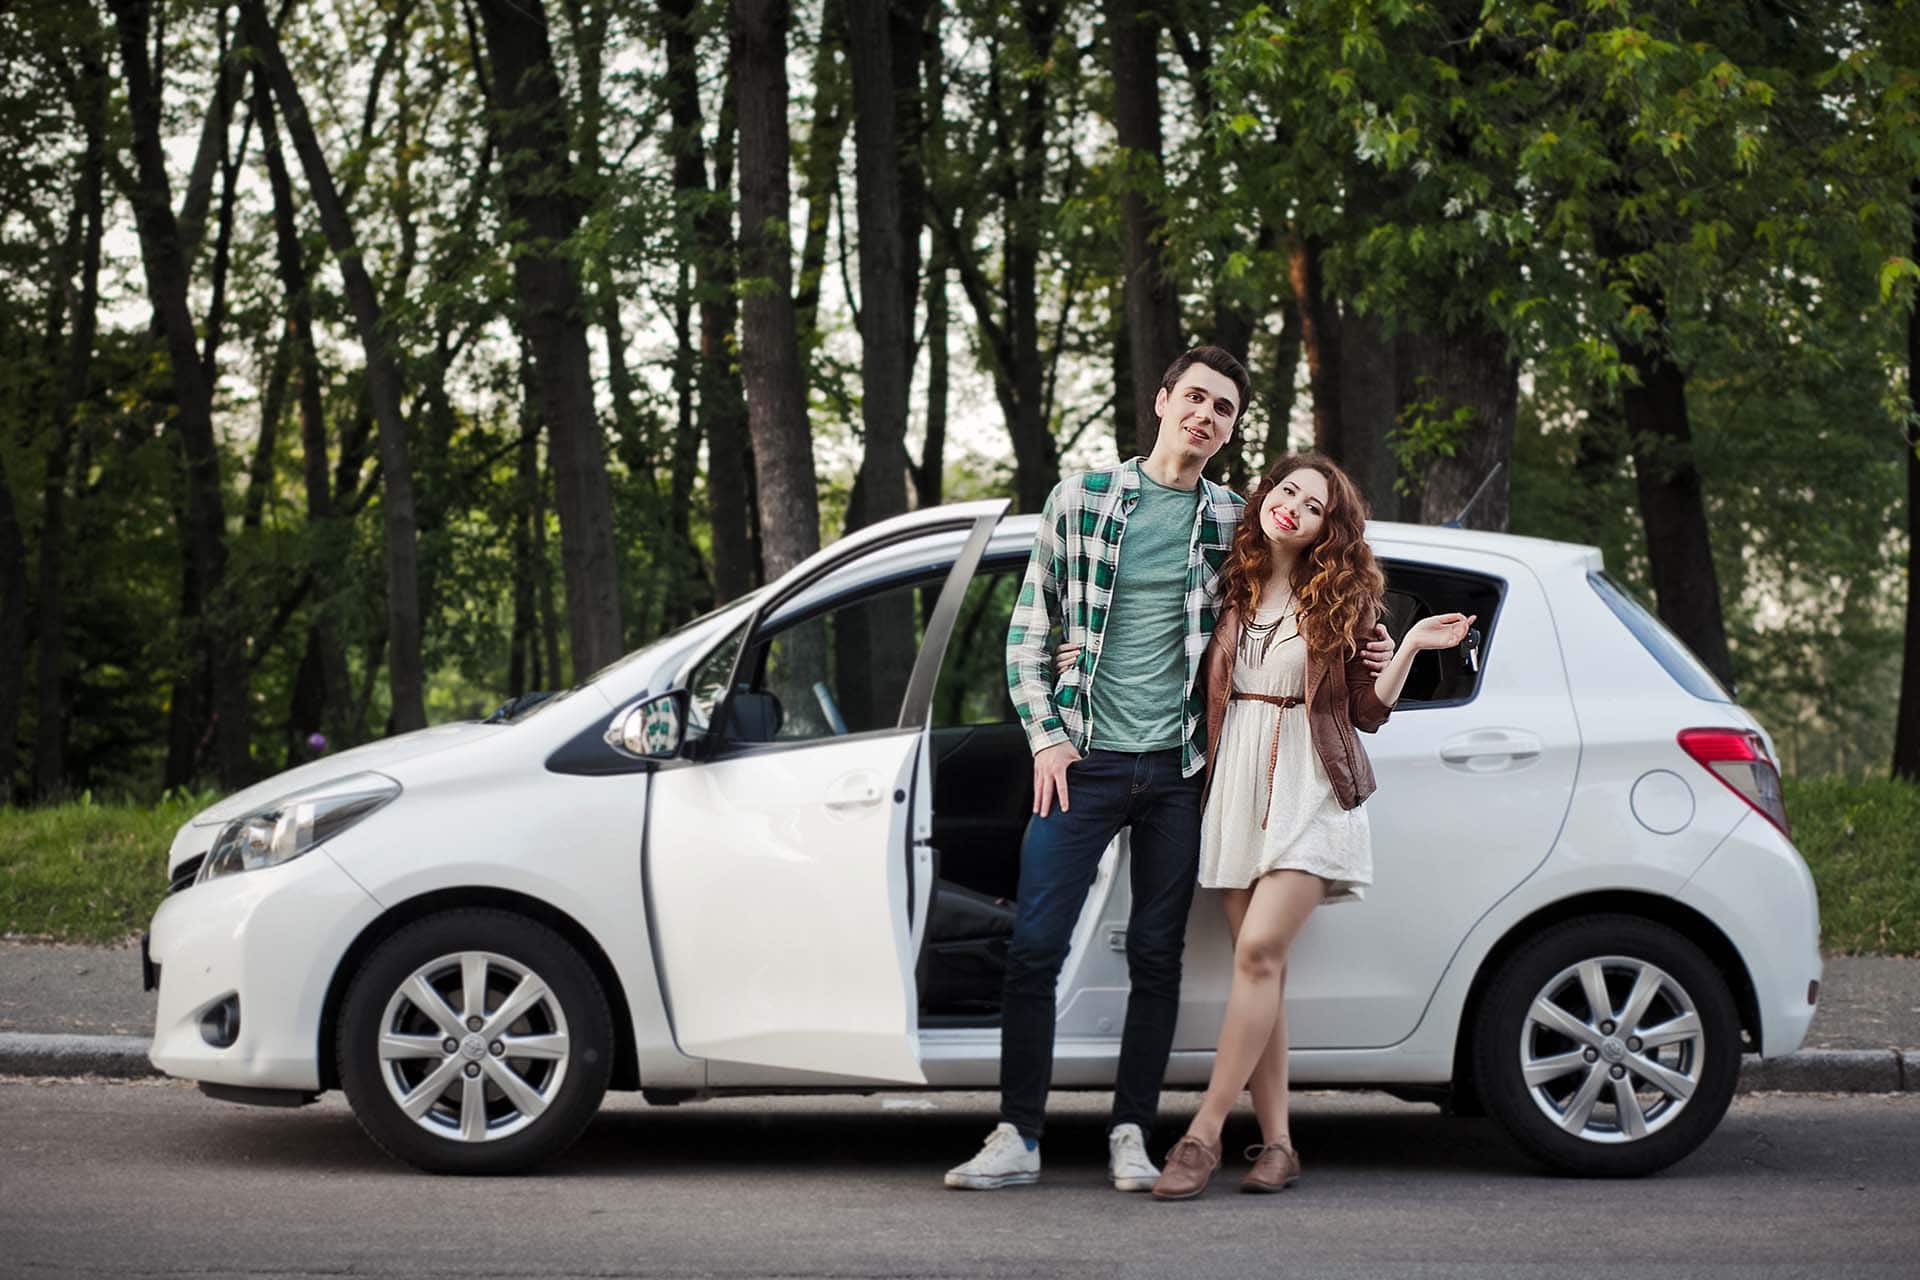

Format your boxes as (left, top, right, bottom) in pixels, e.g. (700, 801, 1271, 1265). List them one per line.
(1461, 626, 1482, 673)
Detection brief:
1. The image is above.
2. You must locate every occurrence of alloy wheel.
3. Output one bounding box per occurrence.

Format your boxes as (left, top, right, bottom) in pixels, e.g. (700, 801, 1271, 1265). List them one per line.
(375, 950, 572, 1143)
(1519, 954, 1705, 1144)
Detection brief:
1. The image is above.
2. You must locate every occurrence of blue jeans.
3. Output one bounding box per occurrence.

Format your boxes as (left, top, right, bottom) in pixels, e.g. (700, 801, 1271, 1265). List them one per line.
(999, 747, 1203, 1141)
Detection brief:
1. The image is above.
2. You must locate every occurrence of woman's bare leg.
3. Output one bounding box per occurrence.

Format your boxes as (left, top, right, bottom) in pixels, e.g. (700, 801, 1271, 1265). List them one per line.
(1218, 889, 1287, 1142)
(1183, 870, 1324, 1151)
(1247, 960, 1291, 1145)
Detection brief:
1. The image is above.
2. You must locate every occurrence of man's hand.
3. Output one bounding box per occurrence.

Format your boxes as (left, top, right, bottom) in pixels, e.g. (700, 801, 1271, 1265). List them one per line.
(1361, 623, 1395, 677)
(1053, 643, 1084, 678)
(1033, 741, 1082, 817)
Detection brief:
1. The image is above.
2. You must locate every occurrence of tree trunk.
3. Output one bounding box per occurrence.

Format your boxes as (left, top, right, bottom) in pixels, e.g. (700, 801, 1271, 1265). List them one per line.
(512, 345, 545, 697)
(1620, 335, 1733, 686)
(734, 0, 822, 579)
(33, 44, 108, 798)
(1106, 0, 1184, 456)
(1404, 325, 1515, 532)
(1336, 303, 1399, 517)
(475, 0, 626, 671)
(1288, 237, 1343, 462)
(243, 0, 426, 731)
(701, 55, 754, 601)
(661, 0, 716, 620)
(844, 0, 911, 532)
(108, 0, 250, 788)
(1267, 301, 1303, 467)
(254, 61, 349, 749)
(793, 0, 847, 348)
(0, 452, 26, 805)
(931, 4, 1061, 513)
(916, 260, 949, 508)
(1892, 177, 1920, 781)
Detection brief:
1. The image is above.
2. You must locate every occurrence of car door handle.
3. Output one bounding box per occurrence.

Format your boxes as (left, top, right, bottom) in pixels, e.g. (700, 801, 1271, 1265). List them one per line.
(824, 770, 884, 809)
(1438, 729, 1542, 771)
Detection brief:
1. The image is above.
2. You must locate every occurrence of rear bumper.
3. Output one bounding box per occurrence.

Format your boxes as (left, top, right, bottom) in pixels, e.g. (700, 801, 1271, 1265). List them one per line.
(1679, 812, 1822, 1059)
(147, 851, 382, 1090)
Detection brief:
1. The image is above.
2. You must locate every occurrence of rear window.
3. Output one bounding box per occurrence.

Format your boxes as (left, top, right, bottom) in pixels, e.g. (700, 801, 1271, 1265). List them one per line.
(1587, 573, 1731, 703)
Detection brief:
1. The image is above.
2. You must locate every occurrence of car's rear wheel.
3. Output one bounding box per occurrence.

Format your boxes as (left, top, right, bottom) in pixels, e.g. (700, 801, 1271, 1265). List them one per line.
(338, 909, 613, 1174)
(1474, 914, 1741, 1176)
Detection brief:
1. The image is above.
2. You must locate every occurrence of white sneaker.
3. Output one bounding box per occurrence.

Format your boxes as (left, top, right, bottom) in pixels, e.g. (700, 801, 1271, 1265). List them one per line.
(944, 1122, 1040, 1189)
(1108, 1122, 1160, 1192)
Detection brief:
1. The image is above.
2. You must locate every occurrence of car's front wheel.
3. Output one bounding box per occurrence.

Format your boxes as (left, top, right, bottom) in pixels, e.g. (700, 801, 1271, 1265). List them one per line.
(337, 909, 614, 1174)
(1474, 914, 1741, 1177)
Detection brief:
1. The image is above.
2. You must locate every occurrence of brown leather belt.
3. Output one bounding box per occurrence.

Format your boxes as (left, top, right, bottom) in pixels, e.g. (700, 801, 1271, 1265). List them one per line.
(1228, 691, 1304, 830)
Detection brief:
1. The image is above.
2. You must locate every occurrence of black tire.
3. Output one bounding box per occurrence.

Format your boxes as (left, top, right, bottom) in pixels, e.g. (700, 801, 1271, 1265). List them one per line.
(1473, 914, 1741, 1177)
(338, 908, 613, 1175)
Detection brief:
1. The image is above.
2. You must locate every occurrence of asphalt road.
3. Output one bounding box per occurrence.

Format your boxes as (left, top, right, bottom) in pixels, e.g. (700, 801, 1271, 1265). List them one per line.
(1, 1082, 1916, 1279)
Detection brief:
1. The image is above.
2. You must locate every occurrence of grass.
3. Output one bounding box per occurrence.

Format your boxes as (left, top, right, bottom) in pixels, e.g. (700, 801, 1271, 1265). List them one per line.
(0, 793, 205, 944)
(1782, 776, 1920, 957)
(1, 779, 1915, 953)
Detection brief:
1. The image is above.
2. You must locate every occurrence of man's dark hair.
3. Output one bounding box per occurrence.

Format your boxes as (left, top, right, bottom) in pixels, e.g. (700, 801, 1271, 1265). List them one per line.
(1158, 345, 1252, 424)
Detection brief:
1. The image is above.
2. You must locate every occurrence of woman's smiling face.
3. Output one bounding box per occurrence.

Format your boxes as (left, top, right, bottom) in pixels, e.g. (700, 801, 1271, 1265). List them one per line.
(1258, 467, 1330, 548)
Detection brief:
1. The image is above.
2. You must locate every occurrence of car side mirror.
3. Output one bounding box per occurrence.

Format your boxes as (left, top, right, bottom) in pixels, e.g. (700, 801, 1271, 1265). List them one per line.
(608, 690, 688, 759)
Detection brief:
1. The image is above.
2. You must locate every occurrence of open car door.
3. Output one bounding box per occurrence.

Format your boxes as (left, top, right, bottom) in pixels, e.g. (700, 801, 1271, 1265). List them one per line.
(646, 501, 1009, 1082)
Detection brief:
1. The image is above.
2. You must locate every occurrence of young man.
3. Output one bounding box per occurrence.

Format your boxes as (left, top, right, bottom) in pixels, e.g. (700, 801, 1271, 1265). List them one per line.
(944, 346, 1392, 1192)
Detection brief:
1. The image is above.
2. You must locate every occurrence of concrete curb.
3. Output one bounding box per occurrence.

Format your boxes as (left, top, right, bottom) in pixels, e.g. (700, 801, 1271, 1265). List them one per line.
(0, 1032, 158, 1079)
(0, 1032, 1913, 1093)
(1737, 1048, 1908, 1094)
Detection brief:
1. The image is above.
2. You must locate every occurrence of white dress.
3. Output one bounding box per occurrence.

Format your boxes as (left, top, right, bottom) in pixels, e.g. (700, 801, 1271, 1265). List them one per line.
(1197, 603, 1373, 902)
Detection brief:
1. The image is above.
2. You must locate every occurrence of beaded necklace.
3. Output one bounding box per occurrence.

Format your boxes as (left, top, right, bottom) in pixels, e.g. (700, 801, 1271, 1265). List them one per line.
(1241, 589, 1299, 666)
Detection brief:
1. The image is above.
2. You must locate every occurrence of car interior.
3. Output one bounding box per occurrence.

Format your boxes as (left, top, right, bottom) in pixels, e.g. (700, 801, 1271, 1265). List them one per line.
(698, 553, 1502, 1029)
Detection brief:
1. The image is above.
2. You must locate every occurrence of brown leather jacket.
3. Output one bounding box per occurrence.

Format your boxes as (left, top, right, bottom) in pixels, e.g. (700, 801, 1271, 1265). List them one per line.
(1201, 605, 1394, 811)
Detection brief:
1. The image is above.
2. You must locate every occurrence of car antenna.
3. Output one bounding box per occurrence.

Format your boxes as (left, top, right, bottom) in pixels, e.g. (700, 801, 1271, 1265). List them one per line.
(1441, 461, 1504, 529)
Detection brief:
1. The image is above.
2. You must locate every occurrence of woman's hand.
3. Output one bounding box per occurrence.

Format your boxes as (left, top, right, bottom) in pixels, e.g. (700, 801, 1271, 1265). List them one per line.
(1054, 643, 1083, 678)
(1404, 613, 1476, 652)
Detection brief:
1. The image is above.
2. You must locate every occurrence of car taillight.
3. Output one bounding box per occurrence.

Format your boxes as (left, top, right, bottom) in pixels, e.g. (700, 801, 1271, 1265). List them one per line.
(1677, 728, 1789, 835)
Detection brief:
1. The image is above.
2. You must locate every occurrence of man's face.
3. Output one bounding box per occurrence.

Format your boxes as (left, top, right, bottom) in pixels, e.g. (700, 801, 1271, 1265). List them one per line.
(1152, 365, 1239, 465)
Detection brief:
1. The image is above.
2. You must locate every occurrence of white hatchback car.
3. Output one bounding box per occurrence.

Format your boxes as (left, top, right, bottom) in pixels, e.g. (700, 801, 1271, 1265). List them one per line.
(145, 499, 1820, 1177)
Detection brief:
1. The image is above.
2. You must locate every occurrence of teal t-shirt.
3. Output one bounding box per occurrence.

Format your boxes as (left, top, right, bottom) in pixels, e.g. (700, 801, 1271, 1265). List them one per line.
(1089, 471, 1197, 751)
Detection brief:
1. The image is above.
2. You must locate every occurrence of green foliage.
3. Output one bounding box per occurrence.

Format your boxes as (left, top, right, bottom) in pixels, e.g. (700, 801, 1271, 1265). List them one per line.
(2, 777, 1912, 952)
(1785, 777, 1920, 957)
(0, 793, 205, 942)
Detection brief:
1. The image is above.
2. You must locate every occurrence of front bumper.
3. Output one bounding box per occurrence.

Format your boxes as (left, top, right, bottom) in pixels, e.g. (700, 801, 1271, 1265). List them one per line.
(1679, 811, 1823, 1059)
(147, 849, 383, 1090)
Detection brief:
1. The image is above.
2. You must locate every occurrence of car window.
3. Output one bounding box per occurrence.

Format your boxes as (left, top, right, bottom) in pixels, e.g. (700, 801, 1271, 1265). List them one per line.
(1588, 572, 1731, 703)
(738, 577, 931, 743)
(685, 617, 750, 734)
(1377, 561, 1505, 706)
(931, 565, 1024, 728)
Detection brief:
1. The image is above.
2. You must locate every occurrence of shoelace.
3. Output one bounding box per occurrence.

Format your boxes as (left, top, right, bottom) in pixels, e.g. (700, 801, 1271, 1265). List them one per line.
(1169, 1136, 1216, 1167)
(1243, 1141, 1295, 1162)
(984, 1129, 1027, 1160)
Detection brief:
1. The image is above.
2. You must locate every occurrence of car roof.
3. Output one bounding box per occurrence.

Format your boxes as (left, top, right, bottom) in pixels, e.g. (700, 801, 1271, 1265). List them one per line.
(780, 503, 1605, 600)
(983, 512, 1603, 575)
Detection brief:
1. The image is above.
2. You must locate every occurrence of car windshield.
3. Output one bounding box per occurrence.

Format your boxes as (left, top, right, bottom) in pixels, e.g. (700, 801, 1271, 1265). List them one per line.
(489, 592, 765, 725)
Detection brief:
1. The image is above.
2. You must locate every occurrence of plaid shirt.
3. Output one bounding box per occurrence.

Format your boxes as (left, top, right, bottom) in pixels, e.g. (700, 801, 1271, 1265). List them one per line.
(1005, 459, 1245, 778)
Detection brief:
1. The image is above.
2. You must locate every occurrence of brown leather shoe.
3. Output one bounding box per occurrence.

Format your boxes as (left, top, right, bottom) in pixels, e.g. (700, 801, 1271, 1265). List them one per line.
(1150, 1134, 1220, 1200)
(1239, 1141, 1301, 1193)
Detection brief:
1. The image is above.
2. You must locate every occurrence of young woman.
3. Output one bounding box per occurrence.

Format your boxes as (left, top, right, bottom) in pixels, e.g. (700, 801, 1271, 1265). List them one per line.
(1146, 453, 1472, 1199)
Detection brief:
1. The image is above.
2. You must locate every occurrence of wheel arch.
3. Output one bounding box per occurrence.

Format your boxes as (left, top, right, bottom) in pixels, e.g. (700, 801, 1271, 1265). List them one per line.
(316, 886, 641, 1093)
(1448, 890, 1760, 1111)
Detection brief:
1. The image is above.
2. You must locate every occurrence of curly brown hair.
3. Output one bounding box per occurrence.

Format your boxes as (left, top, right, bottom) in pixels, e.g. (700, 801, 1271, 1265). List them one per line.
(1220, 452, 1385, 659)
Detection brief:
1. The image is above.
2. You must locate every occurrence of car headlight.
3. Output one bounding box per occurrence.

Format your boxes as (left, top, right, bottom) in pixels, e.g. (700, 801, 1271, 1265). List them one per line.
(198, 772, 401, 884)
